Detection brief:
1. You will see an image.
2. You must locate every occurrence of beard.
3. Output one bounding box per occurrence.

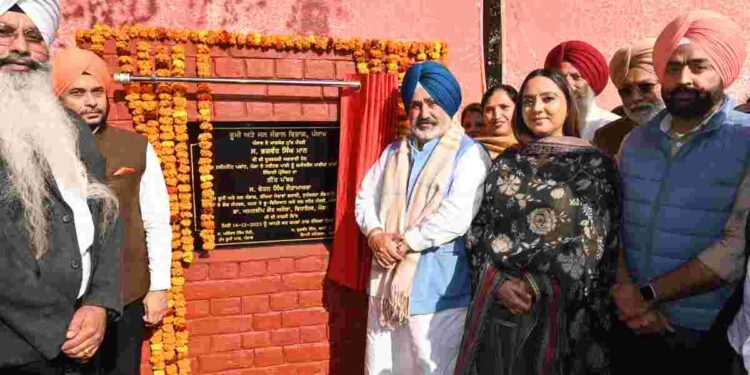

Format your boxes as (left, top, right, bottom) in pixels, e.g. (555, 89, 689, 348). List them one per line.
(575, 84, 595, 128)
(0, 67, 118, 258)
(624, 101, 665, 124)
(411, 116, 448, 146)
(663, 85, 724, 119)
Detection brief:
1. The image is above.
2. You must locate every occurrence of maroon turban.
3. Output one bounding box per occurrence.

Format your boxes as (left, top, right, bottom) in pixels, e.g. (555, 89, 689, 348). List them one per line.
(544, 40, 610, 96)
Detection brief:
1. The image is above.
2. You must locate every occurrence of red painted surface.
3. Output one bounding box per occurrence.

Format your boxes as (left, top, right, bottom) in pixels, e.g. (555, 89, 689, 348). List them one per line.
(61, 0, 750, 116)
(503, 0, 750, 109)
(101, 39, 366, 373)
(65, 2, 750, 373)
(58, 0, 485, 112)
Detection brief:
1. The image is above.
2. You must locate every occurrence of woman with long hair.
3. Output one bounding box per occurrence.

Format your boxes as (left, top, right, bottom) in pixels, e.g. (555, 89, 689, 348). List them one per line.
(456, 69, 620, 374)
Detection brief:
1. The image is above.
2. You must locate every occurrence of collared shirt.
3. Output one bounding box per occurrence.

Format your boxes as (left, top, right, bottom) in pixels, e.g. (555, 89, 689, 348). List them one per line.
(658, 105, 723, 156)
(53, 142, 172, 298)
(654, 106, 750, 281)
(91, 120, 173, 292)
(619, 106, 749, 283)
(141, 143, 172, 291)
(355, 136, 490, 252)
(581, 103, 620, 142)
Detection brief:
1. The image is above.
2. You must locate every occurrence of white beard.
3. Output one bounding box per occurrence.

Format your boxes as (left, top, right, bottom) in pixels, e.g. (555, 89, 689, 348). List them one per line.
(576, 86, 596, 129)
(624, 101, 666, 125)
(0, 68, 117, 258)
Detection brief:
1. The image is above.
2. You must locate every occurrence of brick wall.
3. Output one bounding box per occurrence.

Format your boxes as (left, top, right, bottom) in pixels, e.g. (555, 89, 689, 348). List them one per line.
(102, 44, 367, 374)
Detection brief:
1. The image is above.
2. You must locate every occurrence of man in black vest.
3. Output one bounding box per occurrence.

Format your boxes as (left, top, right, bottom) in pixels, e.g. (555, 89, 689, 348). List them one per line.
(0, 1, 124, 373)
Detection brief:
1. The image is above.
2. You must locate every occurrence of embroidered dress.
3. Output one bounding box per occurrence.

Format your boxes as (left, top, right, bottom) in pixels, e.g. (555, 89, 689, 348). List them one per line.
(457, 137, 621, 375)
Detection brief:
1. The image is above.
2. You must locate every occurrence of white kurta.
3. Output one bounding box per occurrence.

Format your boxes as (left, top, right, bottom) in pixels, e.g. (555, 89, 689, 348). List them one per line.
(580, 103, 620, 142)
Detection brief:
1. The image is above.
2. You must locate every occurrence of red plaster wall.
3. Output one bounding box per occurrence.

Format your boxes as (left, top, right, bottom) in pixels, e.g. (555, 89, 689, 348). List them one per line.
(61, 0, 750, 122)
(104, 42, 366, 374)
(58, 0, 485, 112)
(503, 0, 750, 110)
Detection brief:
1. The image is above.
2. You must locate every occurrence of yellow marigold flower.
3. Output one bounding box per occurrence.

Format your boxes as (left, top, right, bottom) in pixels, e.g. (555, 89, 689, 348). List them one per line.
(356, 62, 370, 74)
(171, 276, 185, 286)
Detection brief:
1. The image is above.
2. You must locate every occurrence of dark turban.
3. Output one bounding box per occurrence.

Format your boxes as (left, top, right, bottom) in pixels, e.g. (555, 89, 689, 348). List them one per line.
(544, 40, 609, 96)
(401, 61, 462, 117)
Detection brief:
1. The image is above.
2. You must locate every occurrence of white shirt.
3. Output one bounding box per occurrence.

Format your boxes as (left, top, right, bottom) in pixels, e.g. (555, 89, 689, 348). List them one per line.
(140, 143, 172, 291)
(354, 139, 491, 251)
(55, 142, 172, 299)
(728, 237, 750, 370)
(581, 103, 620, 142)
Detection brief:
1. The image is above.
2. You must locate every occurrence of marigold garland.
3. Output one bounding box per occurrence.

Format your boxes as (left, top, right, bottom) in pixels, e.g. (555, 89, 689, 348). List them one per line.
(76, 23, 449, 375)
(195, 43, 216, 251)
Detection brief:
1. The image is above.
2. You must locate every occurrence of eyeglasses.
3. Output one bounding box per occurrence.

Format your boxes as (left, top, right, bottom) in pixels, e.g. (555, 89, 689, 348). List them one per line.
(0, 24, 47, 53)
(618, 82, 658, 98)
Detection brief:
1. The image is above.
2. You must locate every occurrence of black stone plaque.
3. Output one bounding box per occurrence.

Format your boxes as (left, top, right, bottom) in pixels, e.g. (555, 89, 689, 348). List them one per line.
(190, 122, 339, 247)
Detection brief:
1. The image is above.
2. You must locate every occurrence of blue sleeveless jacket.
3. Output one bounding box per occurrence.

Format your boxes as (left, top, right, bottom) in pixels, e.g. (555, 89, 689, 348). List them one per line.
(620, 100, 750, 331)
(397, 134, 481, 315)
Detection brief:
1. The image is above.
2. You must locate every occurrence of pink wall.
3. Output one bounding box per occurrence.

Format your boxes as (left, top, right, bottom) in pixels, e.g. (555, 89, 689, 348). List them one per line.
(57, 0, 486, 106)
(503, 0, 750, 110)
(58, 1, 750, 121)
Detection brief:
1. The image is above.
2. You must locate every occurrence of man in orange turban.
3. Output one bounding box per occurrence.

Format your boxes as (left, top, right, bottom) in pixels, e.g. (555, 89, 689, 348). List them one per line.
(614, 10, 750, 375)
(52, 47, 173, 375)
(593, 38, 664, 157)
(544, 40, 620, 141)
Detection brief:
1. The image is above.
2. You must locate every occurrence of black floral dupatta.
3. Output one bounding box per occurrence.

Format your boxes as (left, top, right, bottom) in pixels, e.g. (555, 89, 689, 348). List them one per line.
(456, 137, 621, 375)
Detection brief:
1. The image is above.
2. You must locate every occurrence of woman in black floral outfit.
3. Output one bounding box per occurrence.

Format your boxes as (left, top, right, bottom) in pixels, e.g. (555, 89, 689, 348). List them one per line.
(455, 69, 621, 375)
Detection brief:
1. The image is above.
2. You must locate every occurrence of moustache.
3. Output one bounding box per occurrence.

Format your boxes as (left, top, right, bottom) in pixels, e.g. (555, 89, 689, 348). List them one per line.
(666, 87, 704, 99)
(0, 55, 45, 71)
(416, 117, 437, 126)
(629, 102, 658, 112)
(80, 109, 103, 115)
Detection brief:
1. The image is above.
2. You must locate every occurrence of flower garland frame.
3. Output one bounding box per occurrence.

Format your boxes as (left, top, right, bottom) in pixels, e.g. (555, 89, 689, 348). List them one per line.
(76, 24, 448, 375)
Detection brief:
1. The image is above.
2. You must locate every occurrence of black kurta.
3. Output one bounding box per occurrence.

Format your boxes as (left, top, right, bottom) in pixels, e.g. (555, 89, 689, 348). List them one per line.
(456, 137, 621, 375)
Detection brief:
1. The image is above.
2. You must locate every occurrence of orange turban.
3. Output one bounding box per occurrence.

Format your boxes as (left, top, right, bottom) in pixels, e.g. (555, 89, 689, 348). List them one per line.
(609, 38, 657, 89)
(653, 10, 745, 88)
(51, 47, 114, 97)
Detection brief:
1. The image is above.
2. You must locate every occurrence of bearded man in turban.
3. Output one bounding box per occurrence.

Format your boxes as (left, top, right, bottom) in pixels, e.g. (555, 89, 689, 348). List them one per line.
(613, 10, 750, 374)
(51, 48, 172, 375)
(545, 40, 620, 141)
(0, 1, 124, 373)
(593, 38, 665, 157)
(355, 61, 490, 374)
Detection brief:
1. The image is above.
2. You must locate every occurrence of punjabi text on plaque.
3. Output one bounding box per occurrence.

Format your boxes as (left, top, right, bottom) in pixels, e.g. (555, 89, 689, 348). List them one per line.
(206, 124, 339, 247)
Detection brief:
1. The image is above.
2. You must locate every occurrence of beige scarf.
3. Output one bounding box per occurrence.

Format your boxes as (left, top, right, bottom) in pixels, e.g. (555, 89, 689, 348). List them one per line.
(370, 125, 465, 326)
(474, 134, 517, 159)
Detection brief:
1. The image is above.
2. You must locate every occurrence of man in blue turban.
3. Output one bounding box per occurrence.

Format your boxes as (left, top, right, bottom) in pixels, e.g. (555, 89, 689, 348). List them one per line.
(355, 61, 491, 374)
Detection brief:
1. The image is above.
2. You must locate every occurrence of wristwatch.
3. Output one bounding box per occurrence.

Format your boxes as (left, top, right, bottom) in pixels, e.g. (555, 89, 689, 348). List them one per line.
(639, 283, 657, 304)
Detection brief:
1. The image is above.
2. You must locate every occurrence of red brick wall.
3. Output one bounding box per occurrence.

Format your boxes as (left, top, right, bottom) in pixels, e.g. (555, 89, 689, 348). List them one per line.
(102, 44, 367, 374)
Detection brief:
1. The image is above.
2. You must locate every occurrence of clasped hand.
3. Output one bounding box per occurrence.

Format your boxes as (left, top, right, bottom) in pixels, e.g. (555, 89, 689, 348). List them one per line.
(367, 229, 407, 268)
(497, 277, 534, 315)
(612, 283, 673, 335)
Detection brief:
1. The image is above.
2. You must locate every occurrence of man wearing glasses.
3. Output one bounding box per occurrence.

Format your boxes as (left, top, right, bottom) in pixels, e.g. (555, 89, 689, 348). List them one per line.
(593, 38, 664, 157)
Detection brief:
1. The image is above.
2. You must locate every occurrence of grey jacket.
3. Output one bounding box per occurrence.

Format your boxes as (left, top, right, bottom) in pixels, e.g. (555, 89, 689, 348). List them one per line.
(0, 117, 124, 367)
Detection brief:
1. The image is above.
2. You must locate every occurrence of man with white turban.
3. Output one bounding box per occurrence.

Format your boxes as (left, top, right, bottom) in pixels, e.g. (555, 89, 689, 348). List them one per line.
(593, 38, 664, 157)
(0, 1, 124, 373)
(613, 10, 750, 374)
(355, 61, 490, 374)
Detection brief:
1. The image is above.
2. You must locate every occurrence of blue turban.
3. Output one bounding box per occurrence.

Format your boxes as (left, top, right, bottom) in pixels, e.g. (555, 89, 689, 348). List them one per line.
(401, 61, 462, 118)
